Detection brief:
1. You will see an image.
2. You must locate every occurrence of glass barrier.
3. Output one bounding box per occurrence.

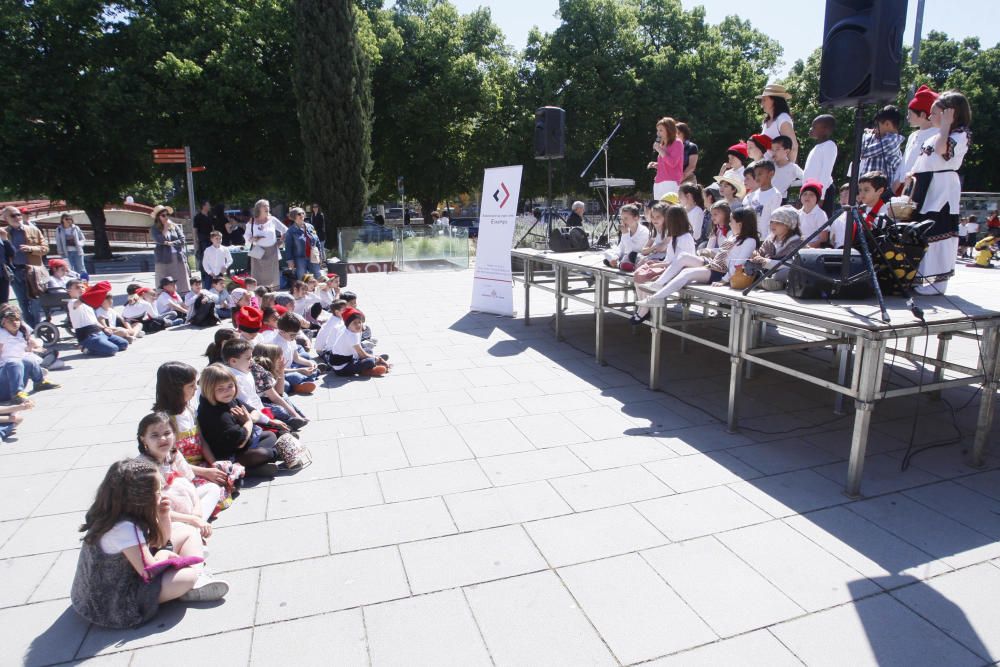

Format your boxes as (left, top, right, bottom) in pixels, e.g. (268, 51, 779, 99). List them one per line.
(336, 224, 469, 272)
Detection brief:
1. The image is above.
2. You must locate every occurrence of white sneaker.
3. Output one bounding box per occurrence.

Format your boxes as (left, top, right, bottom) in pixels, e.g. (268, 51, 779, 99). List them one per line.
(179, 572, 229, 602)
(136, 330, 146, 338)
(47, 359, 67, 370)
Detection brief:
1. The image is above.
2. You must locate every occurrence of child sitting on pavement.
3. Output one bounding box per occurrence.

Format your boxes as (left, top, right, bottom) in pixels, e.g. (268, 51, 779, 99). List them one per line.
(155, 276, 188, 326)
(96, 294, 143, 342)
(326, 308, 390, 377)
(68, 280, 130, 357)
(0, 306, 59, 403)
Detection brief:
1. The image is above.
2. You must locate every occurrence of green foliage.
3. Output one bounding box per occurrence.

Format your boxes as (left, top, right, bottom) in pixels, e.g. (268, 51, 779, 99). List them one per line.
(293, 0, 372, 237)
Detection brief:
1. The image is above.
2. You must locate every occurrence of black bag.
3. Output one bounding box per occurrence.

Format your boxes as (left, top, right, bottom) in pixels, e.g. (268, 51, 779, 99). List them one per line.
(549, 227, 589, 252)
(140, 317, 168, 333)
(188, 296, 220, 327)
(787, 249, 874, 300)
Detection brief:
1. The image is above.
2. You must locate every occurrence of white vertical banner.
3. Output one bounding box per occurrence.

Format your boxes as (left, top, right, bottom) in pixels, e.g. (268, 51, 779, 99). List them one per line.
(471, 165, 523, 316)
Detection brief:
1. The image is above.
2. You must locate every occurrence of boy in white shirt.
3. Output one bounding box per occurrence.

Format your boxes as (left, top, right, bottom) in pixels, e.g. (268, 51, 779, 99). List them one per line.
(803, 115, 838, 214)
(291, 280, 322, 327)
(67, 280, 129, 356)
(829, 171, 889, 249)
(797, 180, 829, 247)
(603, 204, 650, 270)
(315, 299, 348, 356)
(96, 294, 143, 341)
(201, 230, 233, 279)
(770, 136, 804, 200)
(154, 276, 187, 326)
(275, 313, 321, 394)
(746, 160, 781, 227)
(327, 309, 390, 377)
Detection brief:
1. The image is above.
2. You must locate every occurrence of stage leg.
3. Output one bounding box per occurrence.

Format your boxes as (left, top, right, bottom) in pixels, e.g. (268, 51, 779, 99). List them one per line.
(595, 273, 607, 366)
(554, 264, 564, 341)
(727, 306, 748, 434)
(846, 338, 887, 498)
(649, 306, 663, 390)
(930, 333, 952, 401)
(972, 327, 1000, 467)
(523, 260, 533, 325)
(834, 342, 850, 415)
(680, 301, 689, 354)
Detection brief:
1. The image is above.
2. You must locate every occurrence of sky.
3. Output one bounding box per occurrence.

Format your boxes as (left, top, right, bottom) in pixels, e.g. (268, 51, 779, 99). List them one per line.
(436, 0, 998, 76)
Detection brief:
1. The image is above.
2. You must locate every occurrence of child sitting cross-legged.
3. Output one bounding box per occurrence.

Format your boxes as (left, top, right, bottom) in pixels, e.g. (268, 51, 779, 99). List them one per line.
(221, 337, 302, 429)
(272, 313, 322, 394)
(747, 205, 804, 285)
(97, 294, 143, 342)
(70, 458, 228, 629)
(122, 286, 168, 334)
(326, 308, 391, 377)
(155, 276, 187, 326)
(209, 276, 232, 320)
(0, 306, 59, 403)
(251, 343, 310, 430)
(67, 280, 130, 357)
(314, 299, 348, 359)
(182, 276, 220, 328)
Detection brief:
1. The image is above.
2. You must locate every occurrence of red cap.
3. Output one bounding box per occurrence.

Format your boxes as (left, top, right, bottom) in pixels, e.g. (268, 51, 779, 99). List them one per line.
(800, 179, 824, 199)
(727, 143, 749, 159)
(908, 84, 939, 116)
(273, 304, 288, 315)
(749, 134, 772, 152)
(230, 275, 246, 288)
(81, 280, 112, 308)
(136, 286, 153, 296)
(48, 258, 68, 271)
(341, 307, 364, 325)
(236, 305, 263, 332)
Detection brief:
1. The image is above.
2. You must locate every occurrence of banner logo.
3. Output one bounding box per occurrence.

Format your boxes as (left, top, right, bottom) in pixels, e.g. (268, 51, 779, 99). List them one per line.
(492, 182, 511, 208)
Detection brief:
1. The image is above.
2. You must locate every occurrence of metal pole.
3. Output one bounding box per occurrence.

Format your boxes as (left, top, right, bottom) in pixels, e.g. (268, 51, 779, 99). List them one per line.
(183, 145, 196, 280)
(909, 0, 926, 97)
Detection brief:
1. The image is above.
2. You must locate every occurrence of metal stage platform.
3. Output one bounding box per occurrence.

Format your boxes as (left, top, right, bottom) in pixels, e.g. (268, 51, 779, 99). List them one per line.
(512, 248, 1000, 497)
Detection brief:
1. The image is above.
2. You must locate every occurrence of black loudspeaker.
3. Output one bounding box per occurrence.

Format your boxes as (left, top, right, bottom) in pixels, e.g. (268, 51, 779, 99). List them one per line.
(787, 249, 874, 299)
(548, 227, 589, 252)
(819, 0, 907, 107)
(534, 106, 565, 160)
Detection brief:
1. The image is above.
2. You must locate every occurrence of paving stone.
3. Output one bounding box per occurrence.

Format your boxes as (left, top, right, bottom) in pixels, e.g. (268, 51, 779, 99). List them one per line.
(507, 412, 592, 448)
(515, 391, 603, 415)
(549, 465, 673, 511)
(256, 548, 409, 624)
(771, 593, 982, 667)
(393, 388, 475, 412)
(79, 568, 259, 657)
(0, 471, 65, 522)
(956, 469, 1000, 502)
(0, 449, 86, 479)
(378, 460, 491, 503)
(568, 435, 677, 470)
(365, 589, 492, 667)
(443, 481, 572, 531)
(642, 536, 803, 637)
(128, 628, 253, 666)
(644, 451, 762, 493)
(399, 525, 546, 594)
(559, 553, 716, 663)
(478, 448, 588, 486)
(397, 425, 474, 466)
(849, 493, 1000, 569)
(524, 505, 668, 567)
(208, 486, 269, 528)
(263, 441, 342, 486)
(328, 497, 455, 553)
(904, 480, 1000, 539)
(266, 474, 382, 520)
(362, 407, 449, 435)
(717, 520, 880, 612)
(442, 399, 527, 426)
(0, 552, 60, 608)
(645, 630, 803, 666)
(891, 562, 1000, 662)
(460, 367, 518, 388)
(728, 468, 850, 518)
(454, 420, 535, 457)
(250, 609, 367, 666)
(728, 438, 841, 475)
(210, 514, 329, 572)
(372, 374, 429, 398)
(634, 486, 772, 541)
(0, 598, 90, 666)
(464, 571, 616, 666)
(337, 432, 410, 475)
(32, 467, 108, 517)
(0, 512, 85, 558)
(28, 548, 78, 603)
(813, 453, 941, 496)
(657, 423, 755, 455)
(560, 406, 643, 441)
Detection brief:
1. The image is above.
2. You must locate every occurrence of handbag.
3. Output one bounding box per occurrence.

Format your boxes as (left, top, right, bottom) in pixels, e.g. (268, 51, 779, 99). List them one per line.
(248, 221, 266, 260)
(275, 432, 312, 469)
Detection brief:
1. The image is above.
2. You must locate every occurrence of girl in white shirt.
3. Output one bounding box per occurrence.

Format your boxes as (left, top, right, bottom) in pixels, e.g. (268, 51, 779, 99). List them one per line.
(679, 184, 705, 243)
(760, 84, 799, 162)
(632, 206, 698, 322)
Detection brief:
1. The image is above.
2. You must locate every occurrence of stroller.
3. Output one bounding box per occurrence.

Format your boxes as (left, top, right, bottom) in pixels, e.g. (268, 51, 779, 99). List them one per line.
(34, 290, 74, 345)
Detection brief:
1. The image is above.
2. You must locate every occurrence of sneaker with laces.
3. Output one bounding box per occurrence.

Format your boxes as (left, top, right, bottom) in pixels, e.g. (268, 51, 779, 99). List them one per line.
(292, 381, 316, 395)
(179, 572, 229, 602)
(12, 391, 30, 405)
(34, 380, 60, 392)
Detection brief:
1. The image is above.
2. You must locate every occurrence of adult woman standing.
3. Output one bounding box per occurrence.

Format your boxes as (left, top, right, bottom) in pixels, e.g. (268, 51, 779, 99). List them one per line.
(759, 84, 799, 163)
(647, 117, 684, 199)
(56, 214, 87, 274)
(284, 207, 323, 280)
(244, 199, 281, 288)
(150, 205, 190, 294)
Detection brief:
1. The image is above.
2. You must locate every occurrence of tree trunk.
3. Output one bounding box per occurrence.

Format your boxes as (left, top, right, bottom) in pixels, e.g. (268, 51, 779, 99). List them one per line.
(83, 206, 114, 260)
(419, 197, 437, 223)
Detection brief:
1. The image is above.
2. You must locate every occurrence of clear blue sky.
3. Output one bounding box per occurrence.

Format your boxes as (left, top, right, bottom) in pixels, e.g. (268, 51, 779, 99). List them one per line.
(432, 0, 998, 75)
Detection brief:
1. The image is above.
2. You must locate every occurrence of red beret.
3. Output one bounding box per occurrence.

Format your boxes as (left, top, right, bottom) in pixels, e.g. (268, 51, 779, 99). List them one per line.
(48, 258, 68, 271)
(727, 143, 749, 160)
(273, 305, 288, 315)
(136, 286, 153, 296)
(908, 84, 939, 116)
(230, 275, 246, 288)
(236, 305, 262, 332)
(341, 307, 364, 325)
(81, 280, 112, 308)
(800, 179, 824, 199)
(749, 134, 772, 152)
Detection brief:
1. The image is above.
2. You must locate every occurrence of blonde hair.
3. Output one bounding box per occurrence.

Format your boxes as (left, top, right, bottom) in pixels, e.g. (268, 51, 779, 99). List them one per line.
(253, 199, 270, 218)
(252, 343, 284, 374)
(198, 363, 237, 406)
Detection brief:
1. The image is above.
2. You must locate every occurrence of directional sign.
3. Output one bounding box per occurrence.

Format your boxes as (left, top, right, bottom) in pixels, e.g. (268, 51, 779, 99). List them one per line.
(153, 148, 187, 164)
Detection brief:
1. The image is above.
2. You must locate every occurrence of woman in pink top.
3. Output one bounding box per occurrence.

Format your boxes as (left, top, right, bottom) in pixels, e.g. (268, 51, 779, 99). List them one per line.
(647, 117, 684, 199)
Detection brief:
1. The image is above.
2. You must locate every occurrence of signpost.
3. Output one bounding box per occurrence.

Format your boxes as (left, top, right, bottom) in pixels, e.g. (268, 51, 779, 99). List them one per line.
(153, 146, 205, 261)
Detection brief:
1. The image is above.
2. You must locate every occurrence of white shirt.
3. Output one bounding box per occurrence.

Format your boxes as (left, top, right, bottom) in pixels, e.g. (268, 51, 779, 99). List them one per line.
(95, 306, 120, 328)
(122, 300, 157, 321)
(798, 206, 828, 242)
(772, 162, 804, 198)
(803, 140, 837, 191)
(663, 232, 697, 265)
(229, 366, 263, 410)
(610, 223, 650, 263)
(258, 329, 281, 345)
(899, 127, 938, 185)
(99, 520, 144, 555)
(69, 299, 100, 330)
(293, 293, 320, 318)
(275, 335, 297, 366)
(0, 328, 28, 361)
(315, 316, 345, 353)
(328, 329, 362, 369)
(748, 187, 781, 227)
(912, 130, 968, 215)
(686, 206, 704, 242)
(762, 112, 793, 140)
(202, 244, 233, 276)
(244, 216, 280, 248)
(155, 291, 184, 316)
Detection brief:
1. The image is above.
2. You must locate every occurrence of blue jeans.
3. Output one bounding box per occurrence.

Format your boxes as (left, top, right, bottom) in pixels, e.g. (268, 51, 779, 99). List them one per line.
(12, 267, 42, 328)
(284, 371, 316, 390)
(1, 357, 43, 398)
(293, 261, 323, 281)
(66, 252, 86, 274)
(81, 332, 129, 357)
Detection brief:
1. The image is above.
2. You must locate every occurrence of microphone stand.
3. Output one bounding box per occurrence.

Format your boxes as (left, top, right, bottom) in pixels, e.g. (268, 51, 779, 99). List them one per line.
(580, 117, 623, 247)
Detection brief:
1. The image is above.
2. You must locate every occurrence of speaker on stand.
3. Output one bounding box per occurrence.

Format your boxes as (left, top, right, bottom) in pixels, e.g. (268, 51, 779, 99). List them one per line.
(517, 107, 568, 250)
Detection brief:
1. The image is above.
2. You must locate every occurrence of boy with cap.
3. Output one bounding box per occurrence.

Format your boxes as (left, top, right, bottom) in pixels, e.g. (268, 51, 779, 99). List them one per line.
(858, 106, 904, 191)
(155, 276, 188, 326)
(899, 85, 939, 192)
(67, 280, 129, 356)
(718, 143, 749, 179)
(325, 308, 390, 378)
(797, 179, 829, 247)
(803, 115, 839, 215)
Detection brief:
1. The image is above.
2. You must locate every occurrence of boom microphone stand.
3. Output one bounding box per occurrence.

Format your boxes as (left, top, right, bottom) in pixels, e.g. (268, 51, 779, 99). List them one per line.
(580, 117, 624, 248)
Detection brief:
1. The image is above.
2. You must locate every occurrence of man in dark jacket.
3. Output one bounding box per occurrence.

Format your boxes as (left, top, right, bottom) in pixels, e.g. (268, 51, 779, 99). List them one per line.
(193, 200, 213, 274)
(310, 203, 327, 243)
(565, 201, 585, 227)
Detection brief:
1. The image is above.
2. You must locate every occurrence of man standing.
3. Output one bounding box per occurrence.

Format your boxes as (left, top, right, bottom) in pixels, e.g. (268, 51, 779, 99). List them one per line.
(193, 200, 213, 275)
(2, 206, 46, 327)
(310, 203, 327, 244)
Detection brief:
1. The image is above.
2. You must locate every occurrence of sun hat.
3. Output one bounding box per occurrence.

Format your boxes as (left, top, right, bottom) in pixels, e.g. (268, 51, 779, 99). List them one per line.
(713, 170, 746, 199)
(658, 192, 680, 205)
(759, 83, 792, 100)
(150, 204, 174, 219)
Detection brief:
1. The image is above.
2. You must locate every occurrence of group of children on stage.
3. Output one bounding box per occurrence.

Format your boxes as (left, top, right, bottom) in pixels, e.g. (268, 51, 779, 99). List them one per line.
(631, 81, 973, 314)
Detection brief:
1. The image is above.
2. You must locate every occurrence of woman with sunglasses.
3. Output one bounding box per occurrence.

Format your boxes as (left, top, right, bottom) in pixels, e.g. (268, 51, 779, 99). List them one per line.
(56, 213, 87, 275)
(149, 205, 191, 294)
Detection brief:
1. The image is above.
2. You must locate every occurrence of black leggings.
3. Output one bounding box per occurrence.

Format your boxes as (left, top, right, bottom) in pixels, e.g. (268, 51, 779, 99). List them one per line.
(237, 429, 278, 472)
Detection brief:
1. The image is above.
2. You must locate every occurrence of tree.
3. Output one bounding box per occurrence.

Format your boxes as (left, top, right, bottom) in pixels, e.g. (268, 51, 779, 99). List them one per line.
(0, 0, 152, 259)
(293, 0, 372, 241)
